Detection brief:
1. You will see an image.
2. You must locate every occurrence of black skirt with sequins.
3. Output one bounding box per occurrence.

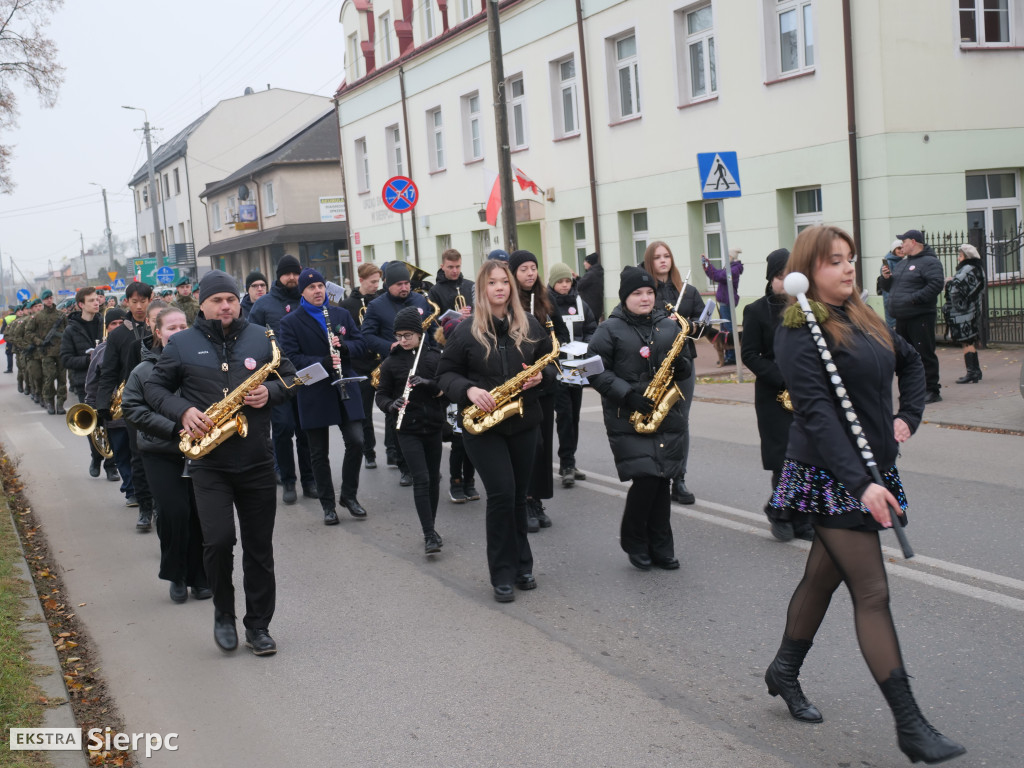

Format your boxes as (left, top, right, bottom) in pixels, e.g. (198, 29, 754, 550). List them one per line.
(769, 459, 909, 532)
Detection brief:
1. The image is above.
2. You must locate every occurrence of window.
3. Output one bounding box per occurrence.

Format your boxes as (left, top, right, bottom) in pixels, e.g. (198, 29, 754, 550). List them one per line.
(178, 223, 186, 243)
(263, 181, 277, 216)
(551, 56, 580, 137)
(166, 226, 174, 247)
(680, 4, 717, 101)
(424, 0, 436, 39)
(703, 201, 723, 271)
(173, 168, 181, 195)
(507, 75, 528, 149)
(135, 189, 142, 213)
(794, 186, 823, 232)
(347, 33, 360, 80)
(386, 124, 403, 176)
(460, 0, 475, 21)
(355, 138, 370, 193)
(228, 196, 237, 219)
(379, 13, 393, 63)
(967, 171, 1021, 277)
(212, 202, 221, 232)
(777, 0, 814, 74)
(427, 108, 445, 171)
(611, 32, 641, 120)
(162, 174, 169, 201)
(573, 219, 587, 273)
(142, 186, 149, 206)
(436, 234, 452, 259)
(960, 0, 1012, 45)
(462, 92, 483, 162)
(632, 210, 648, 265)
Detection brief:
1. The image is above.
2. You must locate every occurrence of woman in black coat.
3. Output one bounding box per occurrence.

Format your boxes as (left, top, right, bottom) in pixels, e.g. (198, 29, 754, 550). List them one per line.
(588, 267, 691, 571)
(121, 305, 209, 604)
(375, 307, 446, 555)
(740, 248, 811, 542)
(944, 243, 987, 384)
(764, 225, 964, 765)
(436, 259, 555, 602)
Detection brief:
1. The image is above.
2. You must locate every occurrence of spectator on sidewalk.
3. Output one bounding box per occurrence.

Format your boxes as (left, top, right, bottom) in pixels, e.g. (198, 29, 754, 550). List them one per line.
(876, 240, 904, 330)
(576, 252, 605, 322)
(702, 248, 744, 365)
(944, 243, 987, 384)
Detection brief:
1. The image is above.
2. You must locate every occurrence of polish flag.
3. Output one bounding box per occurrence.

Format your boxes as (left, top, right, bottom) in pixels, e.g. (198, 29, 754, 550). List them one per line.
(514, 166, 541, 195)
(484, 166, 542, 226)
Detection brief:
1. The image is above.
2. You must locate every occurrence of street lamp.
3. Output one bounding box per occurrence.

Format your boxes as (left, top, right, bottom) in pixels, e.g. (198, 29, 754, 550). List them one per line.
(89, 182, 116, 277)
(122, 105, 164, 268)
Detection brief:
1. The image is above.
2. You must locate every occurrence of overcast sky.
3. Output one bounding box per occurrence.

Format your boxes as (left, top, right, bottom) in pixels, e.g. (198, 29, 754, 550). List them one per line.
(0, 0, 346, 281)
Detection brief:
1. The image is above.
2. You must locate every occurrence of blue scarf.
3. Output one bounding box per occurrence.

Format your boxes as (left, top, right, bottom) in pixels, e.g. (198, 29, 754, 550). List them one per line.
(299, 297, 328, 337)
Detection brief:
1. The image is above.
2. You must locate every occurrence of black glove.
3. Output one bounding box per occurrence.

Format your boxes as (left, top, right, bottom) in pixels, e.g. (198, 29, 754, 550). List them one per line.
(388, 398, 406, 414)
(673, 357, 692, 381)
(624, 391, 655, 414)
(408, 375, 439, 395)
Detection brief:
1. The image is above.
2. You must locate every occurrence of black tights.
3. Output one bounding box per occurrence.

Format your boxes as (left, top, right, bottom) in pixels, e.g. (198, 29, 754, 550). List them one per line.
(784, 525, 903, 683)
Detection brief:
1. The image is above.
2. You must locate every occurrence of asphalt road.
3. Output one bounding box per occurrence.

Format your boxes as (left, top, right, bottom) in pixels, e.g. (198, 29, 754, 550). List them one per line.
(1, 382, 1020, 767)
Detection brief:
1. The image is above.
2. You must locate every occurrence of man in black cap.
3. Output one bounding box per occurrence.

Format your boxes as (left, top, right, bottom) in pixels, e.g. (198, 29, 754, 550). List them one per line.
(25, 288, 68, 414)
(240, 270, 268, 320)
(146, 269, 297, 656)
(361, 261, 433, 482)
(250, 254, 316, 502)
(878, 229, 945, 403)
(576, 252, 605, 322)
(280, 268, 369, 523)
(172, 276, 199, 324)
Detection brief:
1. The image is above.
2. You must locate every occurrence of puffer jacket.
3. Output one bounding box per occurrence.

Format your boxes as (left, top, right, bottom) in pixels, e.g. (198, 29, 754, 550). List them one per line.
(121, 346, 180, 455)
(880, 245, 944, 320)
(145, 315, 297, 472)
(587, 305, 691, 481)
(375, 345, 445, 434)
(60, 311, 104, 393)
(427, 269, 475, 313)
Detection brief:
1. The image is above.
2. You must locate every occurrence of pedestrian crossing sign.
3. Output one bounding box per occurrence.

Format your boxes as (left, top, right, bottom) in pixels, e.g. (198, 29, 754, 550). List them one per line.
(697, 152, 741, 199)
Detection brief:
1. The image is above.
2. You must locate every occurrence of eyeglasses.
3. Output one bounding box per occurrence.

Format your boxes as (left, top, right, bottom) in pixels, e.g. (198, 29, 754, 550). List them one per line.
(395, 332, 418, 341)
(250, 282, 267, 289)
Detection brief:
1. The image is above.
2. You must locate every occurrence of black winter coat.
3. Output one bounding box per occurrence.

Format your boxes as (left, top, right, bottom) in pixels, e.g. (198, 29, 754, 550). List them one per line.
(775, 305, 925, 501)
(121, 347, 180, 456)
(741, 290, 792, 471)
(145, 316, 297, 472)
(96, 317, 152, 412)
(576, 262, 605, 321)
(60, 311, 103, 393)
(239, 293, 255, 320)
(878, 245, 944, 320)
(339, 287, 383, 374)
(375, 345, 445, 434)
(436, 314, 556, 437)
(428, 269, 475, 313)
(248, 280, 302, 334)
(361, 290, 432, 358)
(278, 303, 367, 429)
(588, 305, 691, 481)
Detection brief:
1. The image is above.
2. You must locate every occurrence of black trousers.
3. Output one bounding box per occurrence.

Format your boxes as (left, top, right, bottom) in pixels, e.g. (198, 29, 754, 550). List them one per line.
(397, 431, 442, 533)
(142, 452, 207, 588)
(528, 393, 555, 501)
(305, 419, 365, 505)
(464, 426, 537, 586)
(448, 431, 475, 485)
(271, 399, 314, 486)
(107, 427, 133, 497)
(554, 383, 583, 469)
(190, 465, 277, 632)
(126, 426, 152, 511)
(358, 378, 377, 458)
(896, 312, 940, 393)
(384, 410, 408, 471)
(621, 476, 674, 561)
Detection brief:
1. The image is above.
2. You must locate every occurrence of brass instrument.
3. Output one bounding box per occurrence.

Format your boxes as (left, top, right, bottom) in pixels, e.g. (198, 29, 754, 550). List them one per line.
(777, 389, 794, 412)
(454, 286, 467, 311)
(462, 321, 560, 435)
(358, 303, 367, 324)
(65, 403, 114, 458)
(179, 328, 299, 459)
(110, 381, 126, 421)
(629, 313, 691, 434)
(370, 299, 441, 388)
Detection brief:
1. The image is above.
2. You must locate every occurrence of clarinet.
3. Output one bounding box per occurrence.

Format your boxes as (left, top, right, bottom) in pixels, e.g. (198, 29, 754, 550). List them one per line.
(395, 332, 427, 430)
(324, 307, 349, 400)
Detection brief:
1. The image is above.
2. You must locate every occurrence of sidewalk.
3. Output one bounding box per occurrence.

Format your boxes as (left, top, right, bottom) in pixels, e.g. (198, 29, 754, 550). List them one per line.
(691, 340, 1024, 434)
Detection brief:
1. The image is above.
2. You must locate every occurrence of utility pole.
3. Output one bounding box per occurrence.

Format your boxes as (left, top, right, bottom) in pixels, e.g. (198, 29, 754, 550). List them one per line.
(486, 0, 517, 252)
(91, 183, 116, 277)
(123, 106, 164, 269)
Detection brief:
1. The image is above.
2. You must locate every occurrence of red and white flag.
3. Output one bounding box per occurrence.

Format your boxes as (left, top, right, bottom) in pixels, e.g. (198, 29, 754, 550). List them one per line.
(484, 166, 542, 226)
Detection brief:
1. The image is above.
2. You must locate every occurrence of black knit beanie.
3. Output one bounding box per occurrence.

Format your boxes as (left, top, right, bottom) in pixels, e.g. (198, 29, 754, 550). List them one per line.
(508, 250, 538, 275)
(618, 265, 655, 303)
(245, 270, 268, 290)
(276, 254, 302, 278)
(393, 306, 424, 335)
(199, 269, 238, 300)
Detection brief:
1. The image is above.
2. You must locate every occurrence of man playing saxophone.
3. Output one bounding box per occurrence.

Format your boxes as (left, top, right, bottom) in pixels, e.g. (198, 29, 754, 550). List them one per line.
(146, 270, 298, 657)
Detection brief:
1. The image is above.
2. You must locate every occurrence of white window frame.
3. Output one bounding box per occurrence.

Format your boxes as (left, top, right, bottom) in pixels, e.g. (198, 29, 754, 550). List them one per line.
(173, 168, 181, 195)
(675, 3, 718, 105)
(347, 32, 361, 81)
(263, 181, 277, 216)
(573, 219, 587, 273)
(609, 31, 641, 121)
(551, 55, 580, 138)
(227, 196, 237, 221)
(959, 0, 1014, 46)
(355, 138, 370, 193)
(632, 209, 648, 265)
(966, 170, 1021, 279)
(462, 92, 483, 162)
(212, 201, 221, 232)
(178, 223, 185, 243)
(386, 124, 403, 177)
(427, 107, 446, 171)
(460, 0, 475, 21)
(794, 186, 823, 233)
(703, 201, 723, 273)
(507, 74, 528, 150)
(771, 0, 814, 77)
(423, 0, 436, 39)
(379, 12, 393, 63)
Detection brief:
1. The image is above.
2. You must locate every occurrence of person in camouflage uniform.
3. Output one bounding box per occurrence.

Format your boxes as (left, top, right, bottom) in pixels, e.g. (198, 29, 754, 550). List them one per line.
(171, 276, 199, 324)
(8, 304, 30, 394)
(26, 289, 68, 414)
(21, 299, 45, 403)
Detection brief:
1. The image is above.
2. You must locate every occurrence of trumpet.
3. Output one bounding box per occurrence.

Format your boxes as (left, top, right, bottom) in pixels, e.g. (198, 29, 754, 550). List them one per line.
(454, 287, 467, 311)
(65, 403, 114, 458)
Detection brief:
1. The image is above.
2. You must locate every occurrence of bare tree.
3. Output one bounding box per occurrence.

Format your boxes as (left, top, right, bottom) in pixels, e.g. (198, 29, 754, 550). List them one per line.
(0, 0, 65, 194)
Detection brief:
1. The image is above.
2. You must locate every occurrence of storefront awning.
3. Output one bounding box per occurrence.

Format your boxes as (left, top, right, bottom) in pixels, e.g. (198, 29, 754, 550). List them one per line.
(197, 222, 348, 259)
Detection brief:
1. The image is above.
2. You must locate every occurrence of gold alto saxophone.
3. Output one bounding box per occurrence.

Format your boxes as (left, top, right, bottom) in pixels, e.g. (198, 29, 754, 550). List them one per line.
(370, 299, 441, 388)
(629, 311, 691, 434)
(179, 329, 296, 459)
(462, 320, 560, 435)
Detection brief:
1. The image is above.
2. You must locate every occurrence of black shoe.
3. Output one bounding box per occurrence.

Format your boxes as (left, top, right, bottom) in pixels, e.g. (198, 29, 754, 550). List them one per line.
(386, 453, 399, 467)
(169, 580, 188, 603)
(323, 506, 340, 526)
(136, 508, 152, 532)
(671, 479, 696, 505)
(125, 495, 139, 508)
(879, 668, 966, 765)
(365, 456, 377, 469)
(526, 500, 540, 533)
(56, 403, 65, 415)
(16, 382, 22, 392)
(793, 524, 815, 542)
(560, 467, 575, 488)
(493, 584, 515, 603)
(924, 390, 942, 404)
(765, 636, 823, 723)
(302, 482, 318, 499)
(46, 402, 55, 415)
(191, 586, 212, 600)
(652, 557, 680, 570)
(106, 467, 120, 482)
(89, 456, 102, 478)
(245, 628, 277, 656)
(573, 468, 587, 481)
(463, 483, 480, 501)
(214, 611, 237, 652)
(399, 472, 413, 487)
(424, 531, 442, 554)
(514, 573, 537, 590)
(449, 480, 468, 504)
(340, 496, 367, 518)
(282, 483, 297, 505)
(771, 520, 795, 541)
(534, 500, 552, 528)
(628, 553, 653, 571)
